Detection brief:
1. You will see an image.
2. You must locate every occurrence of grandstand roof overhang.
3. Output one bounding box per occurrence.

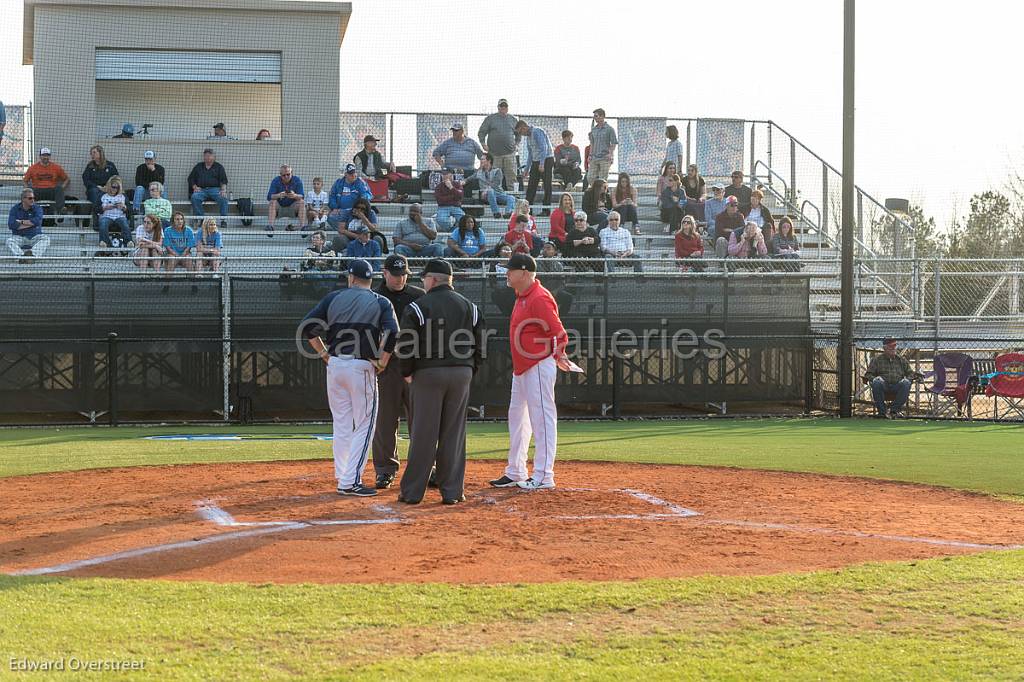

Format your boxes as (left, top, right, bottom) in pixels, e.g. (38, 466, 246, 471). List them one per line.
(22, 0, 352, 65)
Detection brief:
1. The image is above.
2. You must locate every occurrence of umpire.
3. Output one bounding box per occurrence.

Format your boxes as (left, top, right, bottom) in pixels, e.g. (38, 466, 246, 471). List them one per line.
(371, 254, 424, 489)
(397, 259, 486, 505)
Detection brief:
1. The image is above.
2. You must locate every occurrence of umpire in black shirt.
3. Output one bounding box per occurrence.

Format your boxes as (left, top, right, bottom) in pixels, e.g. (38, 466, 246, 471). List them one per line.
(371, 254, 425, 489)
(397, 259, 486, 505)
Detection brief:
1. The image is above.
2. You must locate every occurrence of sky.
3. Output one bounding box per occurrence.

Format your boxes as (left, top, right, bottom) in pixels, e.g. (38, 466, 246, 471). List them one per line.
(2, 0, 1019, 231)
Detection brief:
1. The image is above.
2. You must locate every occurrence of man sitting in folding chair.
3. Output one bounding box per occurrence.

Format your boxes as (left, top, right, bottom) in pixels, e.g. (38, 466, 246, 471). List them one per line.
(864, 337, 922, 419)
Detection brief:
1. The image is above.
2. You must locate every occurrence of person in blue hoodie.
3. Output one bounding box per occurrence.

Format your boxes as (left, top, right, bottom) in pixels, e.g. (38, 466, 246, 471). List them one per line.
(327, 163, 373, 234)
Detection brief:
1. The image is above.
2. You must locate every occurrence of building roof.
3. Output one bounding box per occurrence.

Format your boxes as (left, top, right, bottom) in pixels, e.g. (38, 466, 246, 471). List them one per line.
(22, 0, 352, 65)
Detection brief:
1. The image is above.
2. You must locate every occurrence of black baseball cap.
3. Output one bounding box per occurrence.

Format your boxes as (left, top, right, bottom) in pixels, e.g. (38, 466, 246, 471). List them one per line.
(347, 259, 374, 280)
(420, 258, 453, 277)
(384, 254, 410, 274)
(506, 253, 537, 272)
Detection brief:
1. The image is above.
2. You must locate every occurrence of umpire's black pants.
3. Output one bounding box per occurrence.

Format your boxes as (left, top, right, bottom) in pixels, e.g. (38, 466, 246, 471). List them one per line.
(526, 158, 554, 209)
(372, 363, 410, 475)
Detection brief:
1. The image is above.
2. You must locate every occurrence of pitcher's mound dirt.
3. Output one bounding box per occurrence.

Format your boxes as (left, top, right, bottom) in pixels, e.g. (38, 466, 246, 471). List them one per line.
(3, 460, 1023, 583)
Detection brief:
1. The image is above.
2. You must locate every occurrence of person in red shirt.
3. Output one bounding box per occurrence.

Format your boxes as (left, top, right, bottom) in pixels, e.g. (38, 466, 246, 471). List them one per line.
(23, 147, 70, 219)
(547, 192, 574, 250)
(489, 253, 571, 491)
(674, 215, 706, 271)
(503, 215, 536, 256)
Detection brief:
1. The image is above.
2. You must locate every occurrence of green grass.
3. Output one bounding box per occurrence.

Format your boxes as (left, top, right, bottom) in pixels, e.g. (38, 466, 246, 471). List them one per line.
(1, 419, 1023, 679)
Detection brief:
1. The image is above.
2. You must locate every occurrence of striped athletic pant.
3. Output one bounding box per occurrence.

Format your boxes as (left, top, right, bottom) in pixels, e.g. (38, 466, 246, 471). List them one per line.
(326, 356, 378, 487)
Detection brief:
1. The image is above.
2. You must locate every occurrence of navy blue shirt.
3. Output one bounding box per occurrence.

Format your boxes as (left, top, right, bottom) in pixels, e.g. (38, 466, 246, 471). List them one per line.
(301, 286, 398, 359)
(8, 203, 44, 239)
(267, 174, 305, 206)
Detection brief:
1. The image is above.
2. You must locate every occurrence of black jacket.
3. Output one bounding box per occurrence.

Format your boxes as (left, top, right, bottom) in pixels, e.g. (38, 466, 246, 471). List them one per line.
(82, 161, 119, 191)
(375, 282, 424, 320)
(135, 163, 166, 189)
(187, 161, 229, 193)
(398, 284, 485, 377)
(354, 150, 388, 179)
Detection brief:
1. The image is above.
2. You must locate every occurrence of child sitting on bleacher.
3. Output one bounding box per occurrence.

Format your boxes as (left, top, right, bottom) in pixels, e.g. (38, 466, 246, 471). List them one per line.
(195, 217, 223, 272)
(133, 213, 165, 271)
(305, 177, 330, 229)
(162, 212, 196, 274)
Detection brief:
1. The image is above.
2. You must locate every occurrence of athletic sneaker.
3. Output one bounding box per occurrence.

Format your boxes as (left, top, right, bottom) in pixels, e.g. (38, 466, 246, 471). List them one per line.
(516, 478, 555, 490)
(337, 483, 378, 497)
(375, 472, 396, 489)
(489, 475, 519, 488)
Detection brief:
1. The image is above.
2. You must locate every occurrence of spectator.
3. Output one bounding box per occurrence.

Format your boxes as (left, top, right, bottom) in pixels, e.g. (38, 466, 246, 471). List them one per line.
(162, 212, 195, 274)
(446, 213, 487, 261)
(773, 216, 801, 270)
(504, 215, 539, 256)
(354, 134, 395, 180)
(302, 230, 337, 271)
(612, 173, 641, 234)
(713, 195, 745, 258)
(745, 189, 775, 233)
(582, 179, 613, 231)
(553, 130, 583, 190)
(665, 125, 683, 173)
(133, 213, 164, 271)
(660, 173, 685, 233)
(142, 182, 172, 226)
(327, 163, 373, 233)
(256, 129, 271, 141)
(656, 161, 678, 199)
(132, 151, 166, 212)
(195, 217, 223, 272)
(266, 164, 306, 234)
(82, 145, 118, 210)
(600, 211, 644, 273)
(306, 177, 330, 229)
(6, 189, 50, 262)
(587, 108, 617, 185)
(113, 123, 134, 139)
(674, 215, 705, 271)
(537, 241, 575, 315)
(704, 183, 728, 238)
(23, 147, 69, 221)
(727, 220, 768, 265)
(564, 210, 603, 271)
(724, 170, 752, 214)
(433, 167, 465, 229)
(516, 119, 554, 215)
(490, 243, 514, 275)
(350, 197, 387, 253)
(97, 176, 132, 249)
(207, 122, 237, 140)
(432, 123, 484, 178)
(508, 199, 539, 239)
(478, 99, 519, 190)
(187, 149, 229, 228)
(344, 223, 382, 270)
(682, 163, 706, 220)
(865, 338, 917, 418)
(548, 193, 575, 250)
(392, 203, 444, 258)
(476, 153, 516, 219)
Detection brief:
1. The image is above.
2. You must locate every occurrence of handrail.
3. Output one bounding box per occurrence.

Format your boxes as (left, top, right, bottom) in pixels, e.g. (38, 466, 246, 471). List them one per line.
(799, 200, 822, 235)
(752, 160, 788, 198)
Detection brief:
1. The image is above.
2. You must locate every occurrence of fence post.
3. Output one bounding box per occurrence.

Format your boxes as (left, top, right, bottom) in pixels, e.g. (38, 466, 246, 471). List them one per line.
(611, 353, 623, 419)
(221, 274, 231, 422)
(789, 137, 797, 204)
(933, 258, 941, 354)
(912, 258, 921, 318)
(107, 332, 119, 426)
(821, 166, 829, 238)
(685, 120, 692, 168)
(748, 125, 756, 185)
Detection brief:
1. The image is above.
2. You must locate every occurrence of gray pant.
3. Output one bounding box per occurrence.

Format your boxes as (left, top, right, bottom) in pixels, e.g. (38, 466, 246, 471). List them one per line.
(372, 363, 410, 475)
(492, 153, 518, 191)
(400, 366, 473, 502)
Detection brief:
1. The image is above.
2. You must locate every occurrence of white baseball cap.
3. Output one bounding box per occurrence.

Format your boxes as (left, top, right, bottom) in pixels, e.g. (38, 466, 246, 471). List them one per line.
(144, 150, 155, 159)
(39, 147, 51, 155)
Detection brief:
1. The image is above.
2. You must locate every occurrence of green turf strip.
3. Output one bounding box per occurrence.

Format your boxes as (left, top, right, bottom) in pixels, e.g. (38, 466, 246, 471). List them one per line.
(1, 419, 1022, 497)
(1, 552, 1022, 680)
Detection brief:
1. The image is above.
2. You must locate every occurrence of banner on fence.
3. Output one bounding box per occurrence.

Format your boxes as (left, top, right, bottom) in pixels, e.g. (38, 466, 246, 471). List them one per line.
(695, 119, 745, 178)
(617, 117, 666, 175)
(417, 114, 466, 171)
(0, 104, 27, 170)
(339, 112, 387, 168)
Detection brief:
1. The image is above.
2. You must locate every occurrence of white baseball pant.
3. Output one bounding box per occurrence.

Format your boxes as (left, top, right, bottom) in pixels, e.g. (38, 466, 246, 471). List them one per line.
(505, 356, 558, 485)
(326, 356, 378, 488)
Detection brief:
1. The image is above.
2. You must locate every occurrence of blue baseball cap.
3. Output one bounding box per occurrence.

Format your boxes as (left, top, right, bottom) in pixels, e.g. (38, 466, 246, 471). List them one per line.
(347, 259, 373, 280)
(122, 123, 135, 135)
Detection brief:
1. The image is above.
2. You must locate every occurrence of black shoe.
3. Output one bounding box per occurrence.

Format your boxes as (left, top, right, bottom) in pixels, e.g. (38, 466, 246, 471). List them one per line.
(442, 495, 465, 505)
(489, 475, 519, 488)
(375, 472, 396, 489)
(337, 483, 378, 497)
(220, 219, 228, 231)
(397, 494, 420, 505)
(427, 469, 438, 488)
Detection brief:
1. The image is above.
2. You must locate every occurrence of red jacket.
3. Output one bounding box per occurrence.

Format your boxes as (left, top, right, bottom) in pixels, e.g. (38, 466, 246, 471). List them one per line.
(504, 228, 535, 255)
(434, 181, 463, 207)
(548, 209, 571, 242)
(675, 231, 704, 258)
(510, 280, 568, 375)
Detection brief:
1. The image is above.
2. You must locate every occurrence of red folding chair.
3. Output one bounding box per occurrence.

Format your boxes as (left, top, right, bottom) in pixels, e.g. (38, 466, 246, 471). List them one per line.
(366, 179, 390, 203)
(984, 352, 1024, 420)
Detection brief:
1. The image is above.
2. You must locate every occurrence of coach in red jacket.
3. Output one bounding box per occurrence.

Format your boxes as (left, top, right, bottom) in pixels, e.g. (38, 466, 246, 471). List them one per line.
(489, 253, 569, 490)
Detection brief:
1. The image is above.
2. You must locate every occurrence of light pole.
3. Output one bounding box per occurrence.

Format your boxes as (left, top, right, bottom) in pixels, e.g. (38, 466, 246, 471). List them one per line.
(839, 0, 856, 417)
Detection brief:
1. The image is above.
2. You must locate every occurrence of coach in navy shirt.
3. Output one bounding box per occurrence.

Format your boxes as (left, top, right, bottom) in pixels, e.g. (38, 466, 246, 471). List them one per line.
(7, 188, 51, 259)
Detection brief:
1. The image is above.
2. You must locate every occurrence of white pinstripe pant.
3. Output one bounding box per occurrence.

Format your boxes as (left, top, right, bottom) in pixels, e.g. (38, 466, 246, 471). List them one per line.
(326, 356, 378, 487)
(505, 356, 558, 485)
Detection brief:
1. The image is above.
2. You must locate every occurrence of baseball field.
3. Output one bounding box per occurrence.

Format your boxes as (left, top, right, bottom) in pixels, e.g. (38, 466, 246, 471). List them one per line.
(2, 418, 1023, 679)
